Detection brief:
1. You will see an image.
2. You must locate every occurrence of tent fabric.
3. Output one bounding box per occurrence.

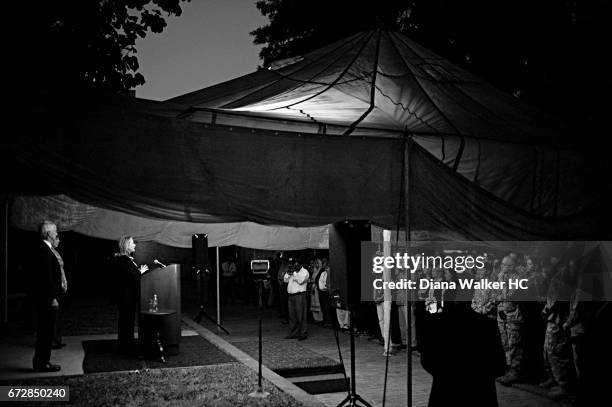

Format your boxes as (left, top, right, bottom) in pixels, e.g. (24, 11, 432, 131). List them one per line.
(10, 195, 329, 250)
(170, 30, 569, 144)
(168, 29, 599, 219)
(5, 88, 609, 240)
(406, 141, 606, 240)
(9, 195, 459, 249)
(6, 90, 405, 227)
(4, 30, 610, 240)
(9, 195, 99, 231)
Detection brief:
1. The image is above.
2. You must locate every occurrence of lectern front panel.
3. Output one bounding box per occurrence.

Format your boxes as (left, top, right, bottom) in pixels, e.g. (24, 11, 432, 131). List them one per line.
(140, 264, 181, 354)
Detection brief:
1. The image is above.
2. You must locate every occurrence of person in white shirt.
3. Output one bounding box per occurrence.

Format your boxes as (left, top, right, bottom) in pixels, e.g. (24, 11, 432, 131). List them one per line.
(283, 258, 309, 340)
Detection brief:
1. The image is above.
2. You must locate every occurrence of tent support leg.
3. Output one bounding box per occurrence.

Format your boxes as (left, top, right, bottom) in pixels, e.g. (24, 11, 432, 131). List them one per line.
(1, 195, 7, 324)
(216, 246, 220, 334)
(405, 138, 413, 407)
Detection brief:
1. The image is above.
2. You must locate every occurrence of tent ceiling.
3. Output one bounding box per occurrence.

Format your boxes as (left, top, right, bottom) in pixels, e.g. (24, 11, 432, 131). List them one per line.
(169, 30, 573, 146)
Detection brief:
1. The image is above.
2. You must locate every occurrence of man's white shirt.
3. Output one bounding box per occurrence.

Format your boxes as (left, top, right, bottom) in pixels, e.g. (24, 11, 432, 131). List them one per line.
(284, 267, 309, 294)
(43, 239, 67, 293)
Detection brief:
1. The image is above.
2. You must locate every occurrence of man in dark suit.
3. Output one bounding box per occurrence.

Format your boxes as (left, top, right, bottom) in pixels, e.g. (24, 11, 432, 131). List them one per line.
(32, 221, 67, 372)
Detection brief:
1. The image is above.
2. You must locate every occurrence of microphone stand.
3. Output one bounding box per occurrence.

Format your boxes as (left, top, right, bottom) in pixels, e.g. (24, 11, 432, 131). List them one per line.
(248, 279, 269, 398)
(336, 308, 372, 407)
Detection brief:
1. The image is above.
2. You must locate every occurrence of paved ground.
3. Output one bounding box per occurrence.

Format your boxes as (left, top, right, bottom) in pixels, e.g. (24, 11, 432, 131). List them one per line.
(0, 300, 570, 406)
(190, 303, 568, 407)
(0, 330, 199, 381)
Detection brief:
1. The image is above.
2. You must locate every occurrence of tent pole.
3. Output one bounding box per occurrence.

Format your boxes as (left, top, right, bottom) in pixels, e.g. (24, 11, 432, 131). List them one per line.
(1, 195, 7, 324)
(553, 150, 560, 217)
(382, 229, 392, 354)
(405, 138, 413, 407)
(216, 246, 220, 334)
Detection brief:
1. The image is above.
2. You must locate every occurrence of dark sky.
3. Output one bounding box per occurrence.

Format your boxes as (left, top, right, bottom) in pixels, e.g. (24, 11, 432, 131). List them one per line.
(135, 0, 267, 101)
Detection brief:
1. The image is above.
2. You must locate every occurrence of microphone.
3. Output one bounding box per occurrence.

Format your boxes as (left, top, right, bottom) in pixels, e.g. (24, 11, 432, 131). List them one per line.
(153, 259, 167, 268)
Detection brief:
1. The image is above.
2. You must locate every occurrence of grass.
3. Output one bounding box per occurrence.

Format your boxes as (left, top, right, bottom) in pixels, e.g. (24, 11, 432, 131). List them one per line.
(3, 363, 305, 406)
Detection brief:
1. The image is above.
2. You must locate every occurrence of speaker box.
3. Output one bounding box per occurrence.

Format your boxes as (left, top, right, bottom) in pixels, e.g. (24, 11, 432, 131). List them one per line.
(192, 234, 209, 273)
(329, 220, 371, 310)
(192, 234, 210, 305)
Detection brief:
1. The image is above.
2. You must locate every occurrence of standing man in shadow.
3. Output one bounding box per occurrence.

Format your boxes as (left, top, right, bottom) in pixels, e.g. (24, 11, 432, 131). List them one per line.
(284, 258, 310, 340)
(32, 221, 67, 372)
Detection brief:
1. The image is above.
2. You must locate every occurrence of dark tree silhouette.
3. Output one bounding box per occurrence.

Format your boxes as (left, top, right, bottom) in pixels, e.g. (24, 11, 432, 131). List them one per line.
(251, 0, 407, 66)
(13, 0, 189, 93)
(399, 0, 610, 132)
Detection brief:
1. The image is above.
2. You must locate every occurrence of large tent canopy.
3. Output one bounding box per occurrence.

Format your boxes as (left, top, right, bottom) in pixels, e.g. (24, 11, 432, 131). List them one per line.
(5, 29, 610, 241)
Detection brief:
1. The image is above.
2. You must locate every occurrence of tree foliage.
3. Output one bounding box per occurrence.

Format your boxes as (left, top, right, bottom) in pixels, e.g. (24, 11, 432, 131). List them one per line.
(251, 0, 610, 132)
(251, 0, 407, 66)
(399, 0, 610, 130)
(16, 0, 188, 93)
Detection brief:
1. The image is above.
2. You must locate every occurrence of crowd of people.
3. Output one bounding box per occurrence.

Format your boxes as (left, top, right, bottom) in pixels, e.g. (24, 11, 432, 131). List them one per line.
(229, 247, 609, 405)
(375, 248, 609, 405)
(31, 226, 609, 406)
(463, 250, 608, 403)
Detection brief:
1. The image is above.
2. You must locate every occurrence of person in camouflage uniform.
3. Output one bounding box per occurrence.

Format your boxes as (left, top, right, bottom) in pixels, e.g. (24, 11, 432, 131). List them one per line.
(496, 255, 527, 385)
(471, 261, 497, 318)
(564, 269, 585, 381)
(520, 255, 548, 384)
(541, 259, 576, 400)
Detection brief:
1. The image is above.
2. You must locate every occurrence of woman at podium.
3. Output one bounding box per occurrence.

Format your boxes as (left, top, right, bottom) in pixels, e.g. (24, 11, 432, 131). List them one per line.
(115, 235, 148, 355)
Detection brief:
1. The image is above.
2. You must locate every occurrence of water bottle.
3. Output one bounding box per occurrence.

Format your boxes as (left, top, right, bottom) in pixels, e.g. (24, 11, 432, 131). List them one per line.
(152, 294, 158, 312)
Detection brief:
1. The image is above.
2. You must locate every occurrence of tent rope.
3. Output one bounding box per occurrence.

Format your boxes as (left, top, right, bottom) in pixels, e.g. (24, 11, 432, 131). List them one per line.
(386, 31, 462, 139)
(267, 31, 377, 111)
(343, 30, 383, 136)
(330, 65, 441, 133)
(284, 107, 320, 124)
(219, 32, 369, 109)
(452, 135, 466, 172)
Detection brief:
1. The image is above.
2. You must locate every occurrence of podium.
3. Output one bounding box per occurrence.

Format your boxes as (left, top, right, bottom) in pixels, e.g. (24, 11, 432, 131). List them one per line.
(139, 264, 181, 356)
